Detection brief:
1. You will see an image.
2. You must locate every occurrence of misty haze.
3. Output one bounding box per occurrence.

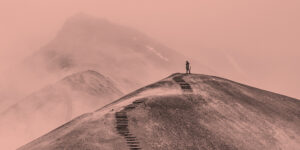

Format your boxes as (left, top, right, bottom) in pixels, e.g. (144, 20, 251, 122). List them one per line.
(0, 1, 300, 150)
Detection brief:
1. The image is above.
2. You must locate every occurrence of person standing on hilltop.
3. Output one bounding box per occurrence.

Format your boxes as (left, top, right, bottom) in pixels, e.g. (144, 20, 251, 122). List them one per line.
(186, 60, 191, 74)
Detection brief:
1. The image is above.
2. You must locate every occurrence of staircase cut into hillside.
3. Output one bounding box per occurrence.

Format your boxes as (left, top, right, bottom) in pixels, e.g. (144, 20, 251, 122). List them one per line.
(115, 99, 146, 150)
(173, 74, 193, 93)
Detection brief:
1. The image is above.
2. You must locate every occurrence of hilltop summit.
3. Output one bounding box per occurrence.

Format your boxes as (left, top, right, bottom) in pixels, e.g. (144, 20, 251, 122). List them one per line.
(19, 73, 300, 150)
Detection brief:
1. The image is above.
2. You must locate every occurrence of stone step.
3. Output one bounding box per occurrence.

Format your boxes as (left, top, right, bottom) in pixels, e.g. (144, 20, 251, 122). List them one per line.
(116, 123, 128, 126)
(124, 134, 134, 136)
(115, 115, 126, 117)
(119, 132, 130, 135)
(116, 118, 127, 119)
(116, 120, 128, 123)
(181, 86, 191, 88)
(129, 145, 140, 147)
(125, 136, 136, 139)
(181, 85, 191, 88)
(116, 123, 128, 125)
(125, 105, 135, 110)
(173, 76, 184, 80)
(116, 116, 127, 119)
(116, 129, 129, 132)
(116, 128, 129, 132)
(180, 83, 190, 85)
(174, 79, 185, 81)
(128, 144, 140, 146)
(133, 100, 144, 104)
(116, 120, 128, 122)
(118, 130, 130, 133)
(115, 113, 127, 116)
(130, 148, 141, 150)
(116, 112, 126, 114)
(117, 120, 128, 122)
(127, 141, 139, 144)
(174, 80, 185, 83)
(116, 128, 129, 130)
(116, 118, 128, 121)
(116, 114, 127, 116)
(116, 126, 128, 128)
(175, 81, 185, 83)
(116, 128, 128, 130)
(116, 119, 128, 121)
(116, 124, 128, 126)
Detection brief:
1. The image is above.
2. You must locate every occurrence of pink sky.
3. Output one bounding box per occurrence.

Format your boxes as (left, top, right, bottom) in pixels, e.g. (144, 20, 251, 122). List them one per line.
(0, 0, 299, 99)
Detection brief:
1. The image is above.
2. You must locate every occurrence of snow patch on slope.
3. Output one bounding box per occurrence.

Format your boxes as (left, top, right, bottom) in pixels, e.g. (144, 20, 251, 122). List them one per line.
(146, 45, 169, 62)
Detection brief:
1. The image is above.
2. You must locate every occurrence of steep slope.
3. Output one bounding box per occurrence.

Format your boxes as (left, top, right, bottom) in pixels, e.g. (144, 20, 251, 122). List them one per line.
(0, 70, 123, 150)
(19, 73, 300, 150)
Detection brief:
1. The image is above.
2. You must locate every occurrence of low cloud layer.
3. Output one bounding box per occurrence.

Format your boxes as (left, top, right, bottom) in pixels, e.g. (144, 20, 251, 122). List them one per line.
(1, 0, 299, 99)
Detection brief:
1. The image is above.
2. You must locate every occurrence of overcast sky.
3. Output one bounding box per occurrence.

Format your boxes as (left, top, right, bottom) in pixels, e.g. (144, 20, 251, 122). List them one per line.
(0, 0, 299, 98)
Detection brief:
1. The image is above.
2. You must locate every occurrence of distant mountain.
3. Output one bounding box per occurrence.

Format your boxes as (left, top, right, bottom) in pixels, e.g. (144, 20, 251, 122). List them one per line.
(19, 73, 300, 150)
(25, 13, 184, 93)
(0, 13, 185, 112)
(0, 70, 123, 150)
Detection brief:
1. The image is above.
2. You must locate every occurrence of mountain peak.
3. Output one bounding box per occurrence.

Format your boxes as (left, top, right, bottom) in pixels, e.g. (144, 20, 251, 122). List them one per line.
(64, 13, 110, 26)
(27, 13, 184, 95)
(62, 70, 106, 81)
(61, 70, 122, 96)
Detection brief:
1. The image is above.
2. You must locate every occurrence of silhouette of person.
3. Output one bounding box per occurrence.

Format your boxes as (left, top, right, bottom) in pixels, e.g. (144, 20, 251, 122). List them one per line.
(186, 61, 191, 74)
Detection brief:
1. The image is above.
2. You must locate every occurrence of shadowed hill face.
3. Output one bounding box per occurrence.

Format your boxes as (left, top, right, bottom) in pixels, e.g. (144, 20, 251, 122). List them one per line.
(0, 70, 123, 150)
(18, 73, 300, 150)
